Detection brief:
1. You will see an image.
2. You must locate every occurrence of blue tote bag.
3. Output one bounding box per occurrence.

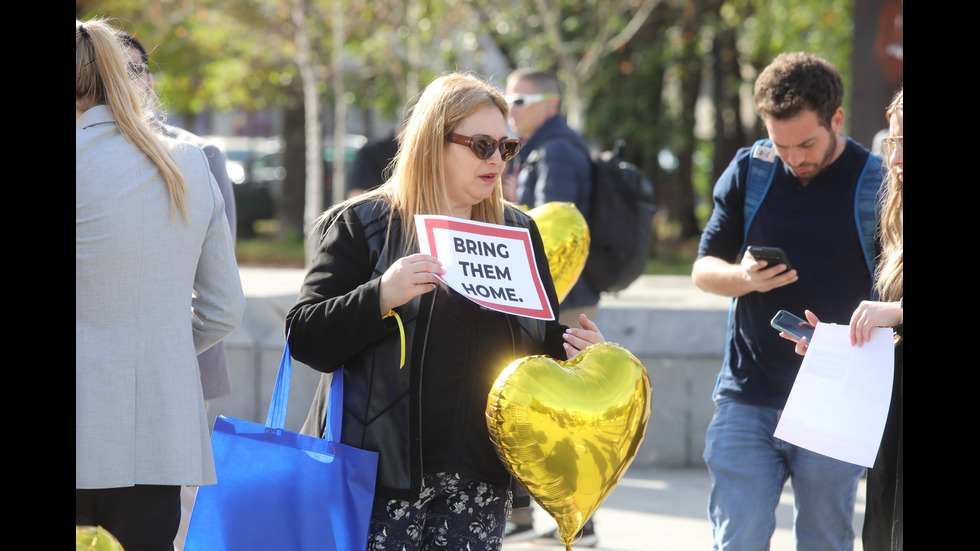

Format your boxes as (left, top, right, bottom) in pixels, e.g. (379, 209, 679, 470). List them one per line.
(185, 341, 378, 551)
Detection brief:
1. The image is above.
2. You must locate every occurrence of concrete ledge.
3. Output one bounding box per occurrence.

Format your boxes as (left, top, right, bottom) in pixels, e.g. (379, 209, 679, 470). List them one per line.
(594, 276, 730, 467)
(210, 269, 732, 467)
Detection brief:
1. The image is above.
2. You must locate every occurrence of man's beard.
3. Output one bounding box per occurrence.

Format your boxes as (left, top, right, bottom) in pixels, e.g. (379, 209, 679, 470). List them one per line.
(789, 132, 837, 184)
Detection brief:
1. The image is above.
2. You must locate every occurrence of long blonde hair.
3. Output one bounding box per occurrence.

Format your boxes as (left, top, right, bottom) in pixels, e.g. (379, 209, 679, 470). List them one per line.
(876, 87, 903, 302)
(76, 18, 188, 220)
(351, 72, 512, 247)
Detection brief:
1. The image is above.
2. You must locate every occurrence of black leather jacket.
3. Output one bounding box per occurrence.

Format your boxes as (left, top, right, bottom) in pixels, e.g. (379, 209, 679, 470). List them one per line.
(286, 197, 565, 501)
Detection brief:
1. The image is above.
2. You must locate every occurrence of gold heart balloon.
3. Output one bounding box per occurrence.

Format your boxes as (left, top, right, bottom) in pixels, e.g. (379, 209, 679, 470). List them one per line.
(526, 202, 590, 303)
(486, 342, 651, 549)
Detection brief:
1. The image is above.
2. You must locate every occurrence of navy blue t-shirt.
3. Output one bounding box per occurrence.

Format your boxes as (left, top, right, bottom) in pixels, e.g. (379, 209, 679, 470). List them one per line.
(698, 137, 876, 409)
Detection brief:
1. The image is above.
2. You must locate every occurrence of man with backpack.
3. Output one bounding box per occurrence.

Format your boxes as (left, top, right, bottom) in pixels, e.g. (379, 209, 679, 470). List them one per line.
(692, 52, 883, 551)
(503, 68, 599, 546)
(506, 69, 600, 327)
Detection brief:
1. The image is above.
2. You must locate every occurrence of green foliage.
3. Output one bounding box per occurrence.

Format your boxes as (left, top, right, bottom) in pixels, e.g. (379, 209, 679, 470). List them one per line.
(693, 139, 715, 226)
(85, 0, 304, 114)
(82, 0, 855, 131)
(236, 230, 307, 267)
(79, 0, 861, 269)
(719, 0, 854, 123)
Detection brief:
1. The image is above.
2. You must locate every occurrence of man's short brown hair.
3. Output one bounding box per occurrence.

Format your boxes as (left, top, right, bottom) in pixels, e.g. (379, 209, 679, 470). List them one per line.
(754, 52, 843, 129)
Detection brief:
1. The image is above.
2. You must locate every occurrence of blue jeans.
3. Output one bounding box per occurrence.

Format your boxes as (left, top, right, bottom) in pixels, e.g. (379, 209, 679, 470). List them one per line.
(704, 398, 865, 551)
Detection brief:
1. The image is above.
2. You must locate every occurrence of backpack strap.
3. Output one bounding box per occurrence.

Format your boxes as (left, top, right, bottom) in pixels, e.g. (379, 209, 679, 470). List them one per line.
(741, 139, 779, 249)
(741, 138, 884, 276)
(854, 152, 885, 276)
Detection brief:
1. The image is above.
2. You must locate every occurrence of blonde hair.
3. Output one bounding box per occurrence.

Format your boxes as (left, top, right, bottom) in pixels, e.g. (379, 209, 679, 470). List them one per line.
(344, 72, 512, 247)
(876, 87, 903, 302)
(76, 18, 188, 220)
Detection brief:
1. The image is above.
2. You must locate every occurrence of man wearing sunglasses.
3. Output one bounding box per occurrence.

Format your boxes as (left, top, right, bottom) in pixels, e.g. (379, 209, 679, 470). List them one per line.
(503, 68, 600, 547)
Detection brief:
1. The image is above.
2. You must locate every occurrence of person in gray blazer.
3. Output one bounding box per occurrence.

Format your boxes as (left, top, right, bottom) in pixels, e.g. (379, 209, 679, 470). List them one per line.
(120, 33, 238, 404)
(76, 18, 245, 551)
(119, 32, 240, 551)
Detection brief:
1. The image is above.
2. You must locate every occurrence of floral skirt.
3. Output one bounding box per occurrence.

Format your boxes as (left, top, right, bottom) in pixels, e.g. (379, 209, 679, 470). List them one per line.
(366, 472, 512, 551)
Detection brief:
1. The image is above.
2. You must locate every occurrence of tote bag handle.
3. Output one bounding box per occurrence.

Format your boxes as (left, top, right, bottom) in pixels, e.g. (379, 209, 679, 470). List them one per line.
(186, 333, 373, 551)
(266, 333, 343, 441)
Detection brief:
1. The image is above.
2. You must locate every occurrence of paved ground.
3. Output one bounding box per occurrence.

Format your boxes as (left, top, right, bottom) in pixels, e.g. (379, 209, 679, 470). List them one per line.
(502, 466, 866, 551)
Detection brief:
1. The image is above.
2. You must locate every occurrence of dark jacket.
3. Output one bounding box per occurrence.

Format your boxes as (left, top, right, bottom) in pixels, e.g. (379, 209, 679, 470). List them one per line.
(516, 115, 599, 309)
(863, 324, 903, 551)
(286, 197, 566, 501)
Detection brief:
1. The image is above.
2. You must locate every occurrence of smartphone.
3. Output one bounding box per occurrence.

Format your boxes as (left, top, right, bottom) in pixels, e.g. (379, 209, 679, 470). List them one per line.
(770, 310, 814, 342)
(746, 246, 793, 273)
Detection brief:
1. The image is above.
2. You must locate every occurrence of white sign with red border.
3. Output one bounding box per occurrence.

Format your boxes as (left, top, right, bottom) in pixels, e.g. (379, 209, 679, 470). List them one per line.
(415, 215, 555, 320)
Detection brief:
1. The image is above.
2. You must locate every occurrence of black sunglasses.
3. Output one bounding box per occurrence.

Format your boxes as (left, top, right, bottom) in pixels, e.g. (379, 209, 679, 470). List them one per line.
(447, 133, 521, 162)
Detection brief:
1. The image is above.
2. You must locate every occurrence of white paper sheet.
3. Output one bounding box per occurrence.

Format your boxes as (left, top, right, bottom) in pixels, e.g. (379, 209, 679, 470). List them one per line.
(774, 323, 895, 467)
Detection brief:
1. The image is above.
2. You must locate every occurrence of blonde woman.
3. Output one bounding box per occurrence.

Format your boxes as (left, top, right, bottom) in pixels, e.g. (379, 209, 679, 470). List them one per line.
(795, 87, 903, 550)
(859, 87, 902, 551)
(286, 72, 604, 550)
(76, 18, 244, 550)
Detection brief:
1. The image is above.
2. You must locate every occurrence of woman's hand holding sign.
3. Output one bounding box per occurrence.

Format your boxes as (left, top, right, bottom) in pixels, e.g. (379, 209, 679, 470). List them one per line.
(379, 254, 445, 315)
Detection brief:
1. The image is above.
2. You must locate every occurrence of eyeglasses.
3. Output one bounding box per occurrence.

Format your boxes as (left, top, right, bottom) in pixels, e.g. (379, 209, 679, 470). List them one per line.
(881, 136, 903, 155)
(127, 61, 149, 77)
(447, 133, 521, 162)
(506, 93, 559, 108)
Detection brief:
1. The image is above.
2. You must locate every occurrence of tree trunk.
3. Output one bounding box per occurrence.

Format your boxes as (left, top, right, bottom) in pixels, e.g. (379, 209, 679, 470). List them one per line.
(330, 0, 346, 209)
(672, 4, 703, 240)
(710, 23, 745, 186)
(277, 89, 307, 240)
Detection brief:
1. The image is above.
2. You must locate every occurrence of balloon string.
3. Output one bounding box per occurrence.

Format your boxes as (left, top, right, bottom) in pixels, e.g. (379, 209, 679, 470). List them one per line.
(382, 309, 405, 368)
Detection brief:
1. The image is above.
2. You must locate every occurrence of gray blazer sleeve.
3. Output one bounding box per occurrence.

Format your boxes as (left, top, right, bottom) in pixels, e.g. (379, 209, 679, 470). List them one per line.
(185, 147, 246, 354)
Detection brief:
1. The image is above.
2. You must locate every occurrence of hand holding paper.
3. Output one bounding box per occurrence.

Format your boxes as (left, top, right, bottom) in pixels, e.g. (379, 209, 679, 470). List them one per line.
(774, 322, 895, 467)
(848, 300, 904, 346)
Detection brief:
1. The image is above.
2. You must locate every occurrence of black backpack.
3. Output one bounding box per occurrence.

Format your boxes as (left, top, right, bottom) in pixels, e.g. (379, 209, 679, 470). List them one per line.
(581, 140, 657, 293)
